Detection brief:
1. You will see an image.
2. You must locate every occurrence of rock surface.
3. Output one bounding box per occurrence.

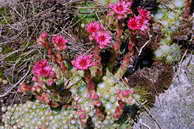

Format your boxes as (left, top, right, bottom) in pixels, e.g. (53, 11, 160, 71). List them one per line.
(133, 55, 194, 129)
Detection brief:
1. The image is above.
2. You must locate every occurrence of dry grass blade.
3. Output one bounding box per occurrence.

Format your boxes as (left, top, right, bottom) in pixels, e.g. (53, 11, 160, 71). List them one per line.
(0, 67, 31, 98)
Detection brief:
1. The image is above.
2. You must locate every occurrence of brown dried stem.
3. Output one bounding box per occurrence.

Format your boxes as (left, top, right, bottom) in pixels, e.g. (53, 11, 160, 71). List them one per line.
(113, 22, 123, 56)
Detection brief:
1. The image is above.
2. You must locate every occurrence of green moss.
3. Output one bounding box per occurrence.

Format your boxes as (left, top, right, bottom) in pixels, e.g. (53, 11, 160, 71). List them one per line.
(73, 1, 97, 39)
(76, 2, 97, 24)
(21, 41, 35, 49)
(4, 53, 17, 62)
(0, 7, 11, 24)
(1, 41, 35, 62)
(0, 70, 4, 78)
(1, 45, 13, 54)
(134, 87, 155, 108)
(1, 45, 19, 62)
(97, 0, 117, 5)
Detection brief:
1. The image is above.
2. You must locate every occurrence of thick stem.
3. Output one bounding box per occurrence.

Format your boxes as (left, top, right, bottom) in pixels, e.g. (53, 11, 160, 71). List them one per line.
(84, 70, 96, 91)
(113, 100, 126, 119)
(84, 70, 106, 120)
(55, 52, 67, 72)
(47, 45, 67, 73)
(92, 46, 103, 78)
(113, 22, 123, 56)
(115, 41, 134, 79)
(95, 105, 106, 121)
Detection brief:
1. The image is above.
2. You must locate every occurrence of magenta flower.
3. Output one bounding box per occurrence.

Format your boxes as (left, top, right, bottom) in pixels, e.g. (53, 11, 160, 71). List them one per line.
(71, 55, 96, 70)
(32, 60, 55, 78)
(127, 17, 141, 30)
(52, 35, 68, 51)
(86, 21, 104, 41)
(108, 1, 132, 19)
(127, 16, 149, 31)
(136, 16, 149, 31)
(94, 31, 112, 48)
(138, 8, 151, 20)
(86, 21, 103, 34)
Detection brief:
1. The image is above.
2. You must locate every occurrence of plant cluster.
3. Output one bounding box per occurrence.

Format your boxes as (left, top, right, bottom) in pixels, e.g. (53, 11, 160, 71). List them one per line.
(2, 30, 139, 128)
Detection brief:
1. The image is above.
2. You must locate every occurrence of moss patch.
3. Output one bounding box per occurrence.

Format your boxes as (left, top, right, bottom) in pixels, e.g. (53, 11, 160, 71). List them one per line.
(1, 45, 19, 62)
(0, 7, 11, 24)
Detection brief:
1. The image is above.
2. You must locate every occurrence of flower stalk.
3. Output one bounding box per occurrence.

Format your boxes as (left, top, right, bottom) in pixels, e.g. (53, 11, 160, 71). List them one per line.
(115, 41, 134, 79)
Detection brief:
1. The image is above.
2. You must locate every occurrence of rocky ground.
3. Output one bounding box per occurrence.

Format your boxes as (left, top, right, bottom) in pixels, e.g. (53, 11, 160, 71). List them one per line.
(133, 55, 194, 129)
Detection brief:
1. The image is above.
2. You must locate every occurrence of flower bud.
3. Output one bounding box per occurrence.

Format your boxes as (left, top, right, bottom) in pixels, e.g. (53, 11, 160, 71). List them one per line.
(18, 83, 32, 92)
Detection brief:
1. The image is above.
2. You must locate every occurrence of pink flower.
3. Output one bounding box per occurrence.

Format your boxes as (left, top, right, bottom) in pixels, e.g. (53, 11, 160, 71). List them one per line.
(52, 35, 68, 51)
(39, 32, 48, 40)
(136, 16, 149, 31)
(71, 55, 96, 70)
(127, 16, 149, 31)
(116, 89, 134, 100)
(121, 89, 134, 97)
(127, 17, 141, 30)
(32, 60, 55, 78)
(138, 8, 151, 20)
(108, 1, 132, 19)
(37, 32, 48, 47)
(86, 21, 105, 41)
(128, 8, 151, 31)
(79, 113, 87, 119)
(86, 21, 103, 34)
(32, 76, 39, 82)
(94, 31, 112, 48)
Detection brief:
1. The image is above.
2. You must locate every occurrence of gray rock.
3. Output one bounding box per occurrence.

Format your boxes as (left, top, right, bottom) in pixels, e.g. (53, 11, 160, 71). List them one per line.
(133, 55, 194, 129)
